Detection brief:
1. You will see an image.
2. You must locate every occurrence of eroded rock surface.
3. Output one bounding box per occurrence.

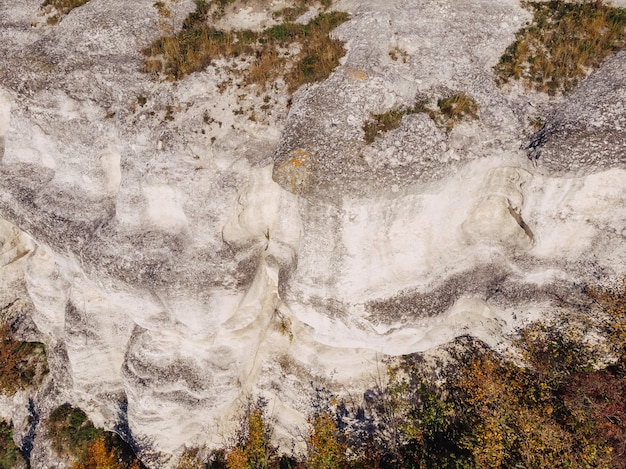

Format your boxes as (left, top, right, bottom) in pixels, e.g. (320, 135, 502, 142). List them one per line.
(0, 0, 625, 466)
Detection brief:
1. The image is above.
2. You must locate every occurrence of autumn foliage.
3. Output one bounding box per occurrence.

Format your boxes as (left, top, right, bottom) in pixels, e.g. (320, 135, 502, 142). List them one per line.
(6, 281, 625, 469)
(226, 408, 276, 469)
(48, 405, 142, 469)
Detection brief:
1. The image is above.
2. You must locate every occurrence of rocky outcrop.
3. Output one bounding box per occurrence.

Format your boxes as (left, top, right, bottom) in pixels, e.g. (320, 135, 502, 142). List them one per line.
(527, 51, 626, 174)
(0, 0, 625, 467)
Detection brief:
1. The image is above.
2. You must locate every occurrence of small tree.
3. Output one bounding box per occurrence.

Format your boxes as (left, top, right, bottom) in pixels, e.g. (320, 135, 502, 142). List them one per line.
(226, 400, 276, 469)
(305, 410, 348, 469)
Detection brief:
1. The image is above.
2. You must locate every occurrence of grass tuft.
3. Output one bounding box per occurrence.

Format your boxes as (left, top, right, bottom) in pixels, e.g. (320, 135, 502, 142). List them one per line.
(40, 0, 90, 23)
(363, 93, 478, 144)
(437, 92, 478, 123)
(495, 0, 626, 95)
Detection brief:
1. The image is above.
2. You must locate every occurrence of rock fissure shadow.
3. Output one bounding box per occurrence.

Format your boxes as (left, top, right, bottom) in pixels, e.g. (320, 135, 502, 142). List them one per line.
(20, 397, 39, 464)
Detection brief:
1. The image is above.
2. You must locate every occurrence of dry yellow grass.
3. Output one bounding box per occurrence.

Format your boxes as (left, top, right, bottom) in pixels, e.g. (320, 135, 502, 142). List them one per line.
(143, 0, 348, 93)
(41, 0, 90, 23)
(495, 0, 626, 95)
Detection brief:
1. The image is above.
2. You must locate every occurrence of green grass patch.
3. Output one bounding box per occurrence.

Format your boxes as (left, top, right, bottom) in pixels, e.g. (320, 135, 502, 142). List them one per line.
(437, 93, 478, 123)
(363, 93, 478, 144)
(143, 0, 348, 93)
(495, 0, 626, 95)
(273, 0, 328, 22)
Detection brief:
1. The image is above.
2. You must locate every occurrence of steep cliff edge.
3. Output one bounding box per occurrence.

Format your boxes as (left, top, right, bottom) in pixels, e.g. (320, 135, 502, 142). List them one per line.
(0, 0, 625, 466)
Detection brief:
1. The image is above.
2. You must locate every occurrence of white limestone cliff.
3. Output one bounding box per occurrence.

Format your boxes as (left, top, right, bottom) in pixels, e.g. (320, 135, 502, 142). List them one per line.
(0, 0, 625, 466)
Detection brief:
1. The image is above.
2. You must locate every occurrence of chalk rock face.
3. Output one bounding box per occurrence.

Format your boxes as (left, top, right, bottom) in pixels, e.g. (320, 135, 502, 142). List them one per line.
(462, 167, 533, 249)
(0, 0, 625, 466)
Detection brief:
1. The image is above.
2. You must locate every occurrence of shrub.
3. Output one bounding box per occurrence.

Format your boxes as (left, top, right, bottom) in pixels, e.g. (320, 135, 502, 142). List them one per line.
(586, 280, 626, 360)
(0, 321, 48, 395)
(515, 320, 597, 387)
(378, 360, 473, 468)
(494, 0, 626, 95)
(0, 421, 27, 469)
(563, 370, 626, 469)
(70, 436, 141, 469)
(448, 351, 612, 469)
(48, 405, 105, 458)
(180, 282, 626, 468)
(48, 404, 142, 468)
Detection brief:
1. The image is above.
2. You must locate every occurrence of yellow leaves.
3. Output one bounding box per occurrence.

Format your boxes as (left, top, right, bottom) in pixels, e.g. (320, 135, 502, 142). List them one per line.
(471, 416, 509, 468)
(226, 447, 249, 469)
(225, 409, 275, 469)
(73, 438, 115, 469)
(69, 436, 140, 469)
(48, 405, 141, 469)
(175, 447, 208, 469)
(453, 350, 578, 467)
(306, 411, 348, 469)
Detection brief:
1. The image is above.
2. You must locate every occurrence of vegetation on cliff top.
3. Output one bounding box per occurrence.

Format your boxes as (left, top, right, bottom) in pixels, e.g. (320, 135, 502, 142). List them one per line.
(193, 280, 625, 469)
(143, 0, 348, 93)
(495, 0, 626, 95)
